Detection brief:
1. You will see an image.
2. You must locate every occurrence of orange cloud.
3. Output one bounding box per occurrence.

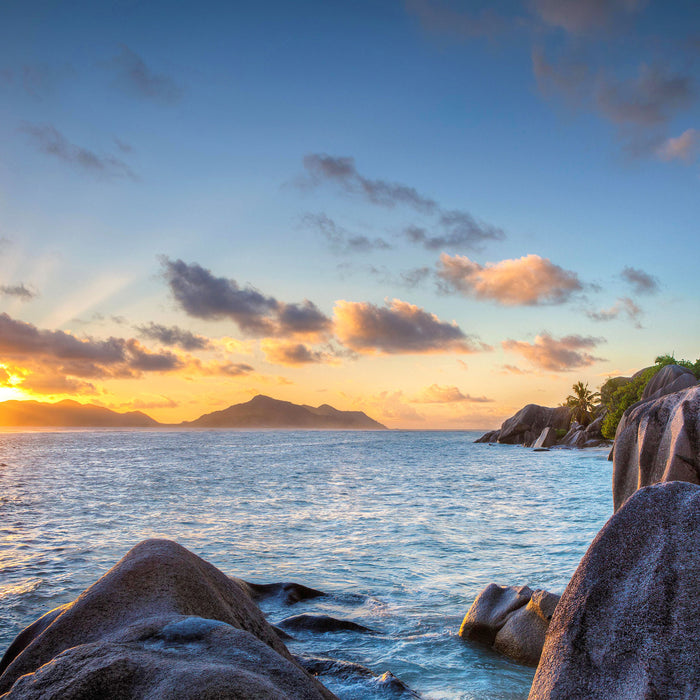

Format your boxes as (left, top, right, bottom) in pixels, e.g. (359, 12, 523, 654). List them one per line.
(334, 298, 491, 354)
(437, 253, 582, 305)
(502, 333, 606, 371)
(412, 384, 493, 404)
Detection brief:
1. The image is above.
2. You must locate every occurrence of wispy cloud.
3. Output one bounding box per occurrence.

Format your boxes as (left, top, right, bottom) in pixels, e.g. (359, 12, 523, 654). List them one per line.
(302, 213, 391, 254)
(404, 212, 504, 251)
(0, 283, 35, 300)
(411, 384, 493, 404)
(261, 339, 341, 366)
(502, 332, 606, 371)
(405, 0, 509, 39)
(111, 45, 183, 104)
(301, 154, 506, 252)
(302, 153, 437, 213)
(334, 298, 492, 355)
(596, 64, 693, 127)
(135, 322, 211, 351)
(161, 258, 332, 337)
(656, 128, 699, 162)
(531, 0, 647, 34)
(437, 253, 583, 305)
(20, 122, 136, 179)
(586, 296, 642, 327)
(620, 266, 659, 294)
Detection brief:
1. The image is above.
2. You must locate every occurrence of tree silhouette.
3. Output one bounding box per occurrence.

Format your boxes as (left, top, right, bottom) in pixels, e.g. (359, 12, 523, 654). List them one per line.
(564, 381, 600, 426)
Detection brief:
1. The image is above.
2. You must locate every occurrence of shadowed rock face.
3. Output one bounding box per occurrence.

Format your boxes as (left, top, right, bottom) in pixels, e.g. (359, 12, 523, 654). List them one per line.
(0, 539, 336, 700)
(641, 364, 697, 403)
(529, 481, 700, 699)
(459, 584, 560, 666)
(612, 385, 700, 511)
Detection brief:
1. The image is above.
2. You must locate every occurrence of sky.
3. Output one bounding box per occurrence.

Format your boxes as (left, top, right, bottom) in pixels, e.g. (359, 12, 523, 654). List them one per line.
(0, 0, 698, 429)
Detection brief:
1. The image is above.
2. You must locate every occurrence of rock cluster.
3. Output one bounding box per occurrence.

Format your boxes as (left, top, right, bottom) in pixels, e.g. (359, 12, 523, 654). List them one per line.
(459, 583, 560, 666)
(0, 539, 337, 700)
(475, 405, 571, 447)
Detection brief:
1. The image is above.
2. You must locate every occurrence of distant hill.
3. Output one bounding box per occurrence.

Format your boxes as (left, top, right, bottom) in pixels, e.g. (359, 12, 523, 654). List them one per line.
(0, 395, 385, 429)
(181, 394, 386, 429)
(0, 399, 160, 427)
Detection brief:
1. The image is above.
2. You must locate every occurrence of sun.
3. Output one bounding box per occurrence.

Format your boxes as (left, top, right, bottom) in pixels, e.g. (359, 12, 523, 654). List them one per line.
(0, 386, 28, 402)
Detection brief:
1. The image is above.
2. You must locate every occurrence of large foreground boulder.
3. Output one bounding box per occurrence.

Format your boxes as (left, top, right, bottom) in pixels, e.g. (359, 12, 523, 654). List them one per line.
(612, 385, 700, 511)
(0, 539, 336, 699)
(476, 405, 571, 447)
(530, 481, 700, 699)
(459, 584, 560, 666)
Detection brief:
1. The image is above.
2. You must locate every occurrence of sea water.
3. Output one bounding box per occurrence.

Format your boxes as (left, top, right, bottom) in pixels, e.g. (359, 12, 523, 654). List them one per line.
(0, 430, 613, 699)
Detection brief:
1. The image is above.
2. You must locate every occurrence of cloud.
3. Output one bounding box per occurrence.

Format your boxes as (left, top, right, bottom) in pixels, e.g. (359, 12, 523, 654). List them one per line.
(185, 359, 254, 377)
(656, 129, 699, 162)
(586, 296, 642, 326)
(20, 122, 136, 179)
(261, 340, 339, 366)
(301, 154, 507, 252)
(0, 284, 35, 300)
(0, 312, 197, 398)
(276, 300, 334, 335)
(437, 253, 583, 305)
(302, 153, 437, 213)
(1, 62, 73, 97)
(596, 64, 693, 127)
(136, 322, 211, 351)
(334, 298, 492, 354)
(532, 47, 590, 104)
(302, 213, 391, 254)
(404, 211, 505, 251)
(405, 0, 509, 39)
(162, 258, 332, 338)
(502, 332, 606, 371)
(531, 0, 647, 33)
(620, 266, 659, 294)
(411, 384, 493, 403)
(111, 45, 182, 104)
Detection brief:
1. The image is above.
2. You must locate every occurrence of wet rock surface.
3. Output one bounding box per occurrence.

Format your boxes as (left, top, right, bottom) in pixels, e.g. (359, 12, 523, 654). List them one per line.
(459, 584, 559, 666)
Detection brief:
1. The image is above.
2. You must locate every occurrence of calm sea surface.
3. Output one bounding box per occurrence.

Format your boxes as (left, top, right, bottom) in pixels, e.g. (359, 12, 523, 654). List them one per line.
(0, 430, 612, 699)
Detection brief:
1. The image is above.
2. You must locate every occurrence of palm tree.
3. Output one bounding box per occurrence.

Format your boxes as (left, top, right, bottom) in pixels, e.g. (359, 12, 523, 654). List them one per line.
(564, 381, 600, 426)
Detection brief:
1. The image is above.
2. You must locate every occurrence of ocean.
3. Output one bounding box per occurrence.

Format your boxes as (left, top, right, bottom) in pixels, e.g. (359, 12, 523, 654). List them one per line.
(0, 429, 612, 699)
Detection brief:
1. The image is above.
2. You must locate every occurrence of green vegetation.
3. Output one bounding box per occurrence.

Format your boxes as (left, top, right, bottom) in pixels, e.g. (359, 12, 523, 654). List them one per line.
(564, 381, 600, 426)
(599, 354, 700, 439)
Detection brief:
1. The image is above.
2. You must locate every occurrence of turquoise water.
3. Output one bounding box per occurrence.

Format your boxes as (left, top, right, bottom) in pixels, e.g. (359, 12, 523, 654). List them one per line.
(0, 430, 613, 698)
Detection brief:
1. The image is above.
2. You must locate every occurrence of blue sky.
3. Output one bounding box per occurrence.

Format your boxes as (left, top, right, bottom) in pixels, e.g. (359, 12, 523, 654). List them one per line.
(0, 0, 698, 427)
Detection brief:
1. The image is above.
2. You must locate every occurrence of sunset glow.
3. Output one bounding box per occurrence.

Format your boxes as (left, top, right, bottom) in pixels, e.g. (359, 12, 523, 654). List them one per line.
(0, 1, 698, 428)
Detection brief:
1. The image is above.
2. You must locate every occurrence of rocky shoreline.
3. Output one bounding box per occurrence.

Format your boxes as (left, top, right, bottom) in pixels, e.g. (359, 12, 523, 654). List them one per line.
(2, 366, 699, 698)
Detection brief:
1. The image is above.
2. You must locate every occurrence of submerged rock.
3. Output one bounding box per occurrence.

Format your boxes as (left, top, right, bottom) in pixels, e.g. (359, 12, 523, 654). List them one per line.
(239, 580, 326, 605)
(530, 481, 700, 699)
(277, 613, 374, 634)
(459, 584, 559, 666)
(0, 539, 336, 699)
(297, 655, 422, 698)
(612, 385, 700, 511)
